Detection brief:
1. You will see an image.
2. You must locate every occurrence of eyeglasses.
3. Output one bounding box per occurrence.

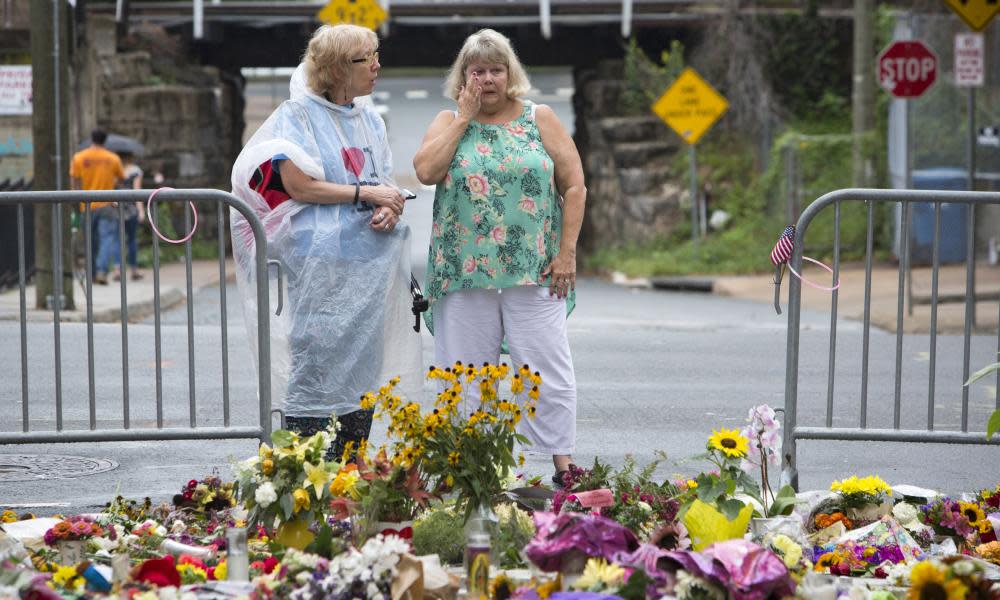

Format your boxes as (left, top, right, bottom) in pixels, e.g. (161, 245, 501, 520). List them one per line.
(351, 51, 379, 66)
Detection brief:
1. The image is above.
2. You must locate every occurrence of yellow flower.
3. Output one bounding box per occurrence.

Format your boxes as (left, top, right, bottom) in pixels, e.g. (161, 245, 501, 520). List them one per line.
(529, 371, 542, 386)
(708, 428, 749, 458)
(446, 474, 454, 487)
(303, 462, 331, 498)
(261, 459, 274, 476)
(528, 385, 540, 401)
(830, 475, 892, 498)
(958, 502, 991, 534)
(1, 510, 17, 523)
(50, 565, 83, 591)
(214, 560, 227, 581)
(511, 375, 524, 394)
(976, 541, 1000, 564)
(573, 558, 625, 590)
(292, 488, 311, 513)
(518, 453, 525, 467)
(536, 577, 560, 600)
(907, 561, 967, 600)
(687, 479, 698, 489)
(449, 451, 461, 466)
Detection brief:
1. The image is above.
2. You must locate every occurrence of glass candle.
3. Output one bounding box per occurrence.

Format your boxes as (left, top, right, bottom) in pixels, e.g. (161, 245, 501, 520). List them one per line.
(225, 527, 250, 582)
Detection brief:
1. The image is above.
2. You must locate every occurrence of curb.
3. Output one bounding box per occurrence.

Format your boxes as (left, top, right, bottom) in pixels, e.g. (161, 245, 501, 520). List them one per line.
(649, 277, 715, 293)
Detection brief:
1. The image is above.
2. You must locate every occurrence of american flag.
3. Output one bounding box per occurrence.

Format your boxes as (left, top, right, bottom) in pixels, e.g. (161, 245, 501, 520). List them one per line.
(770, 225, 796, 266)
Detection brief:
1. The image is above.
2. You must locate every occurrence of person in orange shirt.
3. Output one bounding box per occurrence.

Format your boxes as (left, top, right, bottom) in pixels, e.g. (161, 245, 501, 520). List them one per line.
(70, 130, 125, 284)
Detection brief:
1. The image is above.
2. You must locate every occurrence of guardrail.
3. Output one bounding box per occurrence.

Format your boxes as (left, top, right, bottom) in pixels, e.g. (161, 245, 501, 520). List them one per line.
(0, 188, 273, 445)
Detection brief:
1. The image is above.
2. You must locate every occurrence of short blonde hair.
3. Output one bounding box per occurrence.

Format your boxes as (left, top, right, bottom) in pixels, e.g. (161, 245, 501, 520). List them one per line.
(443, 29, 531, 101)
(304, 24, 378, 97)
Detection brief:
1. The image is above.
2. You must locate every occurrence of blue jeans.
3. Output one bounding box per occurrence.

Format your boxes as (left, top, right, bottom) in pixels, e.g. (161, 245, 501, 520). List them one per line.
(93, 208, 119, 276)
(111, 215, 138, 269)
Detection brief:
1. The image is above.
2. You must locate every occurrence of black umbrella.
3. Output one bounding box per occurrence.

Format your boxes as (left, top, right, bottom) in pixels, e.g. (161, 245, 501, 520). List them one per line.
(78, 133, 145, 157)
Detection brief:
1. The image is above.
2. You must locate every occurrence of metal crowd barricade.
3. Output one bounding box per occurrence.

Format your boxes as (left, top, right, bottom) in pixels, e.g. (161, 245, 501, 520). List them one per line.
(781, 188, 1000, 489)
(0, 189, 273, 445)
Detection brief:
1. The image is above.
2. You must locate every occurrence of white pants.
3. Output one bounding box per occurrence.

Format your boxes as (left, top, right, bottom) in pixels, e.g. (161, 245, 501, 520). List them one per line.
(434, 286, 576, 455)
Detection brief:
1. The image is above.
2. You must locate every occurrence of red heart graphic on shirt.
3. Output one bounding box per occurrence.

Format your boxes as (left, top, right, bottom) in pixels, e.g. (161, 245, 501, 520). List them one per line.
(341, 147, 365, 178)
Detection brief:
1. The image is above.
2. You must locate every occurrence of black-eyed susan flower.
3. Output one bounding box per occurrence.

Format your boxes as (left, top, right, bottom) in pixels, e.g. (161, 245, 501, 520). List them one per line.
(708, 428, 749, 458)
(449, 451, 461, 466)
(529, 385, 540, 401)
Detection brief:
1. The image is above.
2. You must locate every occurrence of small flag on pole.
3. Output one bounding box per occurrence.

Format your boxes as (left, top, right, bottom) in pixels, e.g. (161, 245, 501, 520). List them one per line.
(770, 225, 796, 266)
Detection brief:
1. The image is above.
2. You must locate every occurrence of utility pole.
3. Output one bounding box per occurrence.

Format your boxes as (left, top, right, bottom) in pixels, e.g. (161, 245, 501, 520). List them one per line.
(30, 0, 74, 310)
(851, 0, 875, 186)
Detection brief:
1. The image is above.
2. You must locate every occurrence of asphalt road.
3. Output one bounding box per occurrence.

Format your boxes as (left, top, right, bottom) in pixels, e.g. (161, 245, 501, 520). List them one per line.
(2, 73, 998, 514)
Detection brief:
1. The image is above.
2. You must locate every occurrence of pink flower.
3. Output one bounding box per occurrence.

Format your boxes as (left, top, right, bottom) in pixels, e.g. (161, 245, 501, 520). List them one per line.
(536, 232, 546, 255)
(432, 223, 441, 236)
(522, 167, 529, 174)
(479, 256, 490, 267)
(459, 159, 469, 167)
(499, 164, 506, 172)
(519, 196, 537, 215)
(475, 235, 485, 246)
(507, 125, 525, 136)
(444, 173, 452, 186)
(472, 213, 482, 224)
(542, 160, 549, 171)
(435, 248, 445, 265)
(441, 279, 451, 292)
(487, 268, 496, 278)
(463, 256, 477, 274)
(490, 226, 506, 244)
(466, 173, 489, 200)
(528, 142, 538, 150)
(476, 143, 491, 156)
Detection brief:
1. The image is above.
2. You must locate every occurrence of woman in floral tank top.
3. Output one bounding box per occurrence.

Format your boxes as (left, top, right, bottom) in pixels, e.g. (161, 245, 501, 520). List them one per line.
(413, 29, 586, 487)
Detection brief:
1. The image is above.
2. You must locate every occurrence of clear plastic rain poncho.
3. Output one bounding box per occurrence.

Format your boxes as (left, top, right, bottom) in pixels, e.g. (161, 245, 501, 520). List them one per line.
(230, 64, 422, 418)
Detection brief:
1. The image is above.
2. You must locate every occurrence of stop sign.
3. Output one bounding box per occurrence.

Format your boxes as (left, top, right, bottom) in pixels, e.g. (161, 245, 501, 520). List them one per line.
(877, 41, 937, 98)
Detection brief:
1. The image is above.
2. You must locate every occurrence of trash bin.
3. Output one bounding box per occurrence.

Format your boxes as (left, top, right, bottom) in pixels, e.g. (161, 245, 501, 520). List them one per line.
(898, 168, 968, 265)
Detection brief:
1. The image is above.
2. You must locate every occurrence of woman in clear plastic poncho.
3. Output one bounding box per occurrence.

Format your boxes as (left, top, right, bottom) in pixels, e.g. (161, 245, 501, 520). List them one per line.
(230, 24, 422, 459)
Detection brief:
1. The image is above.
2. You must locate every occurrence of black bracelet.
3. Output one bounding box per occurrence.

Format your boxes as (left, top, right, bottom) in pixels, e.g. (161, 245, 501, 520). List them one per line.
(352, 182, 360, 205)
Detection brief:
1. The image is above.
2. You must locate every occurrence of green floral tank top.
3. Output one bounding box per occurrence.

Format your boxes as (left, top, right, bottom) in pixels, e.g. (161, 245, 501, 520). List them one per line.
(425, 101, 574, 323)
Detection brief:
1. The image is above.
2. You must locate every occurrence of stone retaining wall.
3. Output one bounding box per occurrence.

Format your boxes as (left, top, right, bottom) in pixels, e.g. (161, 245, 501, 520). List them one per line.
(573, 61, 689, 255)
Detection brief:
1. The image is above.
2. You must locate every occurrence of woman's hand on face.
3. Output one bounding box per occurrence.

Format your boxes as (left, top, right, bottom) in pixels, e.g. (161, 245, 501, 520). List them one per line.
(457, 75, 481, 121)
(370, 206, 399, 233)
(541, 251, 577, 299)
(364, 184, 405, 215)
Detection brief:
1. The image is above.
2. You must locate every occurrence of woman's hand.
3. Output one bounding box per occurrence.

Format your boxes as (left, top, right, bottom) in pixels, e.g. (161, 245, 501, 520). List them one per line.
(541, 251, 576, 299)
(362, 184, 405, 215)
(457, 75, 481, 121)
(370, 206, 399, 233)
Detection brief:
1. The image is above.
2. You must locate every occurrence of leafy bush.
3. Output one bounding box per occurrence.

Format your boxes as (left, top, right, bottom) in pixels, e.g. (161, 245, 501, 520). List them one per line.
(619, 38, 685, 116)
(411, 504, 464, 565)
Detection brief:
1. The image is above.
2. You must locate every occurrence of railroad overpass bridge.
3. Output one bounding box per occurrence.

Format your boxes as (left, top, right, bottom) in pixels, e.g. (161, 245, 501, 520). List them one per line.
(90, 1, 853, 69)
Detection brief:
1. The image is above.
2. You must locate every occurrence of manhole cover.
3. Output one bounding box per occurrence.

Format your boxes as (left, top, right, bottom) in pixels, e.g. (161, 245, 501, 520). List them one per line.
(0, 455, 118, 482)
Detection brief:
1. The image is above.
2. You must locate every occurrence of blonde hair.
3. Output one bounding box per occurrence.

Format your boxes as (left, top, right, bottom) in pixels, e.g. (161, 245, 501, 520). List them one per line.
(304, 24, 378, 97)
(443, 29, 531, 101)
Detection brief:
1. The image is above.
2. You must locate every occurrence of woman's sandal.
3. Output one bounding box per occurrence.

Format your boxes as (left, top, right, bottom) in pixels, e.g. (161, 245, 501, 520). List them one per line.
(551, 463, 578, 488)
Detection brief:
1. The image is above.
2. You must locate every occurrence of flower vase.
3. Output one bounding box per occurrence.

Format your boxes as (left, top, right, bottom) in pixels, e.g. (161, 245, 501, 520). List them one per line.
(275, 519, 315, 551)
(57, 540, 85, 565)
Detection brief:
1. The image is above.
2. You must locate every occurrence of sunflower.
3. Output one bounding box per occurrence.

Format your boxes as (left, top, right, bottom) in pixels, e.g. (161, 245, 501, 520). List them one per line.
(708, 428, 749, 458)
(958, 502, 991, 534)
(907, 561, 967, 600)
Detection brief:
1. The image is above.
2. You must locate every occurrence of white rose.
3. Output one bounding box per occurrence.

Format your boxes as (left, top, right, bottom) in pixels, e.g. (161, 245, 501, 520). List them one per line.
(170, 520, 186, 534)
(255, 482, 278, 508)
(892, 502, 917, 523)
(637, 501, 653, 513)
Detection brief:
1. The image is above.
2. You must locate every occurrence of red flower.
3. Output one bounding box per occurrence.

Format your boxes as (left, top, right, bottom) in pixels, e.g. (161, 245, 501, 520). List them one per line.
(134, 556, 181, 588)
(263, 556, 279, 574)
(187, 479, 199, 490)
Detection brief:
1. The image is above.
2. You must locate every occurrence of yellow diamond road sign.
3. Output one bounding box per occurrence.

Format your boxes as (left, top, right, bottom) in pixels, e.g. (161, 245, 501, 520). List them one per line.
(943, 0, 1000, 31)
(317, 0, 386, 30)
(652, 68, 728, 146)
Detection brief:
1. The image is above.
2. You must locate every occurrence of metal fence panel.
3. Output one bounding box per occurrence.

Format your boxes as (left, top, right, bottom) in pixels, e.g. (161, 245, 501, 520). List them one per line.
(0, 189, 272, 445)
(781, 188, 1000, 490)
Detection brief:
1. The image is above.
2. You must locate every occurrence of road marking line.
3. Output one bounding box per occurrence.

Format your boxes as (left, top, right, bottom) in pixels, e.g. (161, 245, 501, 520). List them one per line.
(404, 90, 428, 99)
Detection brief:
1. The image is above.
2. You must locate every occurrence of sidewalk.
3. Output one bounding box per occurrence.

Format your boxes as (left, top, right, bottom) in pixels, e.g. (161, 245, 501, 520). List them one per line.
(712, 262, 1000, 334)
(0, 259, 235, 323)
